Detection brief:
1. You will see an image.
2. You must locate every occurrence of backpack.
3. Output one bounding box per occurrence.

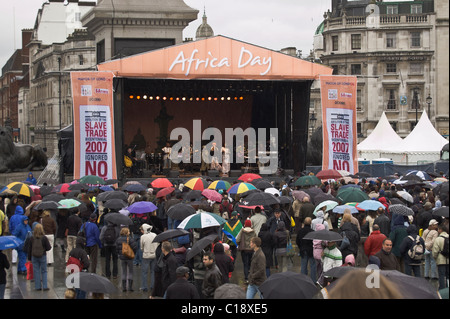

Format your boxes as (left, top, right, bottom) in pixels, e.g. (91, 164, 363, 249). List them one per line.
(104, 225, 116, 245)
(66, 256, 83, 273)
(77, 222, 87, 238)
(440, 235, 449, 258)
(32, 237, 45, 258)
(407, 235, 424, 261)
(339, 231, 351, 251)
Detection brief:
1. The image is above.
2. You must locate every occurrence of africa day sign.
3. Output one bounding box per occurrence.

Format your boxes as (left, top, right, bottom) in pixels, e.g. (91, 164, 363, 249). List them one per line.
(320, 75, 358, 174)
(70, 72, 117, 181)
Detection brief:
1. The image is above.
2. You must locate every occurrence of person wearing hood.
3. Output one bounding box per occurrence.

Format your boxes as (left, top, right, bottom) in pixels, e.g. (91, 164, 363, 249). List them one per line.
(140, 223, 159, 292)
(25, 172, 37, 185)
(67, 236, 90, 299)
(11, 209, 30, 275)
(337, 213, 360, 262)
(235, 218, 256, 283)
(99, 220, 120, 279)
(8, 205, 26, 237)
(400, 224, 425, 277)
(273, 221, 289, 272)
(311, 208, 330, 231)
(389, 214, 408, 273)
(83, 213, 102, 273)
(213, 242, 234, 284)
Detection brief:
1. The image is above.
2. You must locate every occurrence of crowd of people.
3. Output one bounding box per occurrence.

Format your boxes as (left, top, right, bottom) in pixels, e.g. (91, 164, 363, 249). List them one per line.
(0, 171, 448, 299)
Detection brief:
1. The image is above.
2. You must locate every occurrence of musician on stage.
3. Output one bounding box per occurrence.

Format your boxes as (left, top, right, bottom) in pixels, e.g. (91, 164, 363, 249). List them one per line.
(124, 146, 138, 177)
(162, 142, 172, 169)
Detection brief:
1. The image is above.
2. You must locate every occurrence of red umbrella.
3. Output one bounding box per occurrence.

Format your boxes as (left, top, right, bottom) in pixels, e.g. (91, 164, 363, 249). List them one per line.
(51, 183, 71, 194)
(156, 187, 175, 198)
(238, 173, 262, 183)
(316, 169, 343, 180)
(201, 189, 222, 203)
(151, 178, 173, 188)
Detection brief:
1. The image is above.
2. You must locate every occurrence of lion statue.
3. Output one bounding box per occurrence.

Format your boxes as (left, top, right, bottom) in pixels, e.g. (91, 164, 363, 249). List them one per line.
(0, 125, 48, 173)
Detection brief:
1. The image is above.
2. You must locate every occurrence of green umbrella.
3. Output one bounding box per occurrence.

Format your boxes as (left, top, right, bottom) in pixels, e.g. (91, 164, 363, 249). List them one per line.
(58, 198, 82, 209)
(294, 175, 322, 187)
(336, 187, 369, 204)
(78, 175, 106, 185)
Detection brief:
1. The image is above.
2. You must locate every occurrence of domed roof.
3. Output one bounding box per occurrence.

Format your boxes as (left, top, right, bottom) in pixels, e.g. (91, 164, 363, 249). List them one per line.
(195, 9, 214, 40)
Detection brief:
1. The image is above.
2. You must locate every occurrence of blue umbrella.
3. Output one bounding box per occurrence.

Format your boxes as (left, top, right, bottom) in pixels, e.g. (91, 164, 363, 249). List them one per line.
(127, 201, 157, 214)
(332, 205, 359, 214)
(0, 236, 24, 250)
(100, 186, 114, 192)
(123, 183, 146, 193)
(356, 200, 386, 211)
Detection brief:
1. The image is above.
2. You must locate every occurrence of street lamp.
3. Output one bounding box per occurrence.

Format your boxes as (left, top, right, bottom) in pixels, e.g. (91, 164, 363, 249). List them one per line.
(426, 94, 432, 119)
(26, 122, 30, 144)
(412, 87, 420, 126)
(43, 120, 47, 152)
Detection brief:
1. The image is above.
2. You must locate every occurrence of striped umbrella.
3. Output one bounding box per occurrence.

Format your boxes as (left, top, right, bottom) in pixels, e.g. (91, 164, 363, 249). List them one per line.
(227, 182, 257, 195)
(177, 212, 226, 229)
(5, 182, 34, 197)
(184, 177, 208, 190)
(208, 180, 232, 191)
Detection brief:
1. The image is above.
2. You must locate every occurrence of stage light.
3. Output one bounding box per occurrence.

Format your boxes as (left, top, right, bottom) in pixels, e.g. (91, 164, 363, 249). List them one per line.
(156, 96, 160, 100)
(169, 97, 173, 100)
(149, 96, 153, 100)
(143, 95, 147, 99)
(176, 97, 180, 101)
(182, 97, 186, 101)
(234, 97, 238, 100)
(208, 97, 212, 100)
(214, 97, 218, 101)
(129, 95, 134, 99)
(137, 96, 141, 100)
(239, 96, 243, 100)
(221, 97, 225, 100)
(196, 97, 200, 101)
(201, 97, 205, 101)
(227, 97, 231, 100)
(163, 96, 167, 100)
(189, 97, 193, 101)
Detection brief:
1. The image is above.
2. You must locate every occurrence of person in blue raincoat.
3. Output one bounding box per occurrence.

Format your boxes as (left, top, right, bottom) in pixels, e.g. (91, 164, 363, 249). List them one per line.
(11, 215, 31, 274)
(25, 172, 37, 185)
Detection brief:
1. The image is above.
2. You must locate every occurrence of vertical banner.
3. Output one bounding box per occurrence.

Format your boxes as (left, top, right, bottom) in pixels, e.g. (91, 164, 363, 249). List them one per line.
(320, 75, 358, 174)
(71, 72, 116, 181)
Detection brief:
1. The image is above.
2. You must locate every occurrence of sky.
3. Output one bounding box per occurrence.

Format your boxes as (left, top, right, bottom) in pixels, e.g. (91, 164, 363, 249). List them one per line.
(0, 0, 411, 71)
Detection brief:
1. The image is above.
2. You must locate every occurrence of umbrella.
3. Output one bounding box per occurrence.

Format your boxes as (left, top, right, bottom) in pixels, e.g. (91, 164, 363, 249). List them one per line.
(68, 183, 89, 191)
(123, 183, 146, 193)
(259, 271, 318, 299)
(156, 187, 175, 198)
(5, 182, 34, 197)
(240, 192, 280, 207)
(433, 206, 449, 218)
(99, 186, 114, 192)
(39, 185, 53, 197)
(237, 173, 262, 182)
(405, 170, 432, 181)
(380, 270, 439, 299)
(77, 272, 117, 294)
(316, 169, 342, 180)
(58, 198, 82, 209)
(78, 175, 106, 185)
(313, 193, 338, 206)
(184, 190, 203, 201)
(227, 182, 257, 195)
(396, 191, 414, 204)
(208, 180, 232, 191)
(278, 196, 293, 205)
(167, 203, 196, 220)
(34, 201, 62, 211)
(186, 234, 219, 260)
(302, 229, 343, 241)
(201, 189, 222, 202)
(264, 187, 280, 196)
(313, 200, 338, 216)
(294, 175, 322, 187)
(127, 201, 157, 214)
(151, 178, 173, 188)
(332, 204, 359, 214)
(104, 212, 132, 225)
(356, 200, 386, 211)
(336, 187, 370, 204)
(105, 179, 119, 185)
(399, 174, 424, 182)
(103, 199, 128, 211)
(51, 183, 71, 194)
(153, 229, 190, 243)
(177, 212, 226, 229)
(42, 193, 65, 202)
(389, 204, 414, 216)
(0, 236, 24, 250)
(354, 171, 371, 178)
(303, 187, 323, 198)
(323, 266, 359, 279)
(184, 177, 208, 190)
(432, 181, 449, 200)
(254, 180, 274, 190)
(292, 190, 310, 202)
(97, 190, 128, 202)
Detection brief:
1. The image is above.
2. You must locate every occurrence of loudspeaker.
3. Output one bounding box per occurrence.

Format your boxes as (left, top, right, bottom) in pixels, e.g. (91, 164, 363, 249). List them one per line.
(229, 170, 241, 177)
(208, 170, 219, 177)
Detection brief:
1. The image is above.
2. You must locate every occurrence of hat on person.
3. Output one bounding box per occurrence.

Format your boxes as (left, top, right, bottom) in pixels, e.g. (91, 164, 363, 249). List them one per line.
(90, 213, 97, 221)
(244, 218, 252, 228)
(429, 219, 439, 226)
(176, 266, 190, 276)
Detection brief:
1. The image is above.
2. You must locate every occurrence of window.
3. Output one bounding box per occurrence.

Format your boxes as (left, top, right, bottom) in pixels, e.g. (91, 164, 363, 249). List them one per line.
(410, 62, 423, 74)
(386, 63, 397, 73)
(357, 89, 362, 111)
(351, 34, 361, 50)
(332, 36, 339, 51)
(391, 122, 397, 132)
(411, 4, 422, 14)
(351, 64, 361, 75)
(386, 89, 397, 110)
(331, 65, 339, 75)
(410, 88, 421, 111)
(411, 32, 421, 47)
(78, 55, 84, 65)
(386, 33, 396, 48)
(387, 5, 398, 15)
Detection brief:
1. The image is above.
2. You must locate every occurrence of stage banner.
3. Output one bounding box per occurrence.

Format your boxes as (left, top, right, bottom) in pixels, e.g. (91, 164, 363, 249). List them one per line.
(70, 71, 116, 181)
(320, 75, 358, 174)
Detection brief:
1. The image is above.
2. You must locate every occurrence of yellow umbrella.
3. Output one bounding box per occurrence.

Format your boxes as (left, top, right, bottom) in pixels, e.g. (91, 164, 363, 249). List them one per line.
(6, 182, 34, 197)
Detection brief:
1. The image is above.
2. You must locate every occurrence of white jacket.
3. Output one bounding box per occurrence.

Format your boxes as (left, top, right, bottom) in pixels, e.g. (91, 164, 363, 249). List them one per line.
(140, 225, 159, 259)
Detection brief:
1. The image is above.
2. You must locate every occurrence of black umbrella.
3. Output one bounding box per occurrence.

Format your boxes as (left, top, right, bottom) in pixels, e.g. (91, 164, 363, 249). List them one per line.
(104, 199, 128, 211)
(432, 206, 449, 218)
(186, 234, 219, 261)
(259, 271, 318, 299)
(153, 229, 190, 243)
(42, 193, 65, 202)
(400, 174, 423, 182)
(239, 189, 262, 198)
(354, 172, 371, 178)
(167, 203, 196, 220)
(123, 183, 146, 192)
(97, 190, 128, 202)
(77, 272, 117, 294)
(313, 193, 338, 206)
(381, 270, 439, 299)
(105, 179, 119, 185)
(303, 187, 324, 198)
(183, 190, 203, 201)
(389, 204, 414, 216)
(278, 196, 293, 205)
(240, 192, 280, 207)
(39, 185, 53, 197)
(302, 230, 343, 241)
(433, 181, 449, 200)
(324, 266, 360, 279)
(104, 212, 132, 225)
(34, 201, 62, 211)
(254, 180, 274, 190)
(68, 183, 89, 191)
(389, 198, 405, 205)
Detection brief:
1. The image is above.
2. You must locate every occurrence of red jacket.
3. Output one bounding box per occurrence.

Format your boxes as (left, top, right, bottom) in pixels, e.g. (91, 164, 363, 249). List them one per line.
(364, 230, 387, 257)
